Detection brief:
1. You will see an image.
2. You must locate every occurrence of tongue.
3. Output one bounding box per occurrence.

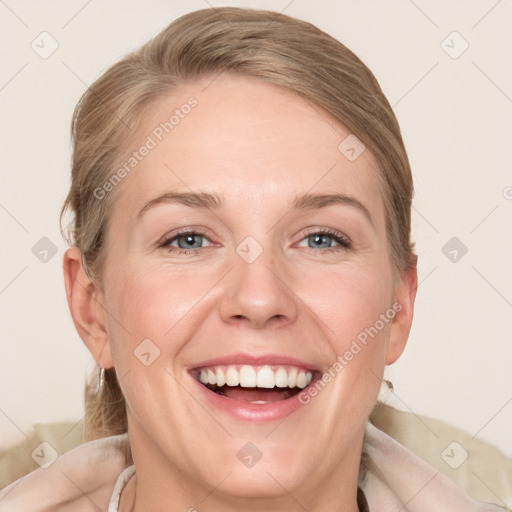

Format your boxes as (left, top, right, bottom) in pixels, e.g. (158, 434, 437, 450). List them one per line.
(222, 386, 296, 403)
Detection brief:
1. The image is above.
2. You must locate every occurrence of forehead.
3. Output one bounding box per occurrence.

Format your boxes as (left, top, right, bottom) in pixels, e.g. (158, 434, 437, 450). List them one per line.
(112, 74, 384, 225)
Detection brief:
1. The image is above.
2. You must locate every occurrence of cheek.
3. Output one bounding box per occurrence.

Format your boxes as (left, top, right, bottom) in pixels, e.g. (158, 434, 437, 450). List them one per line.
(298, 263, 392, 412)
(302, 263, 393, 348)
(291, 266, 392, 443)
(103, 264, 216, 365)
(101, 266, 209, 421)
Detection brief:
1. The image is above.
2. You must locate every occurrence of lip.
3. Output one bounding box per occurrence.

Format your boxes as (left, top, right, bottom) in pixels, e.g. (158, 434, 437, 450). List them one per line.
(189, 353, 319, 372)
(187, 352, 319, 422)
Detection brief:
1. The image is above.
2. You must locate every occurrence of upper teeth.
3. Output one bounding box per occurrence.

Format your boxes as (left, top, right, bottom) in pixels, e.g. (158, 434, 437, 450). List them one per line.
(197, 365, 313, 389)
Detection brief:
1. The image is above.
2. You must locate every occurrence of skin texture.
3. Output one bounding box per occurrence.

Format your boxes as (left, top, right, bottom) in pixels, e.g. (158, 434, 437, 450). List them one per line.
(64, 74, 417, 512)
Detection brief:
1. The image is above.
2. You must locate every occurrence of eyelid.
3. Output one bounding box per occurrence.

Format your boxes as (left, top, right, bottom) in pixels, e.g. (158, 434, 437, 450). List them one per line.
(157, 227, 214, 247)
(299, 226, 351, 241)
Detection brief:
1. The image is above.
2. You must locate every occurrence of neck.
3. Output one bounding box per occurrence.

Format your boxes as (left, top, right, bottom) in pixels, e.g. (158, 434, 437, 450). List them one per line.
(124, 424, 364, 512)
(126, 478, 362, 512)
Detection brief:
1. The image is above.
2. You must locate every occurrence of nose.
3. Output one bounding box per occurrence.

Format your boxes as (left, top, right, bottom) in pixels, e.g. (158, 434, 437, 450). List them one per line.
(218, 248, 299, 330)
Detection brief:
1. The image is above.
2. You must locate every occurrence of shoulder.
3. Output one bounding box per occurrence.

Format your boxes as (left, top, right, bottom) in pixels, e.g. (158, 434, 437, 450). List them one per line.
(363, 423, 507, 512)
(0, 434, 130, 512)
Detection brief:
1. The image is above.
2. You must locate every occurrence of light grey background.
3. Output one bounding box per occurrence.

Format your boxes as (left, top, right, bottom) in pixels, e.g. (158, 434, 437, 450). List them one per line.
(1, 0, 511, 456)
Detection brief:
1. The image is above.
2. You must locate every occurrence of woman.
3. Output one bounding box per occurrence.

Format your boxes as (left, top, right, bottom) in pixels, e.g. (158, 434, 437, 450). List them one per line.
(0, 7, 504, 512)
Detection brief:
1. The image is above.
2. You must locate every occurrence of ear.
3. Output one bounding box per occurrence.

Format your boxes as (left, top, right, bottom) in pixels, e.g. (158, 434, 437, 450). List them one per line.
(63, 247, 114, 368)
(386, 259, 418, 365)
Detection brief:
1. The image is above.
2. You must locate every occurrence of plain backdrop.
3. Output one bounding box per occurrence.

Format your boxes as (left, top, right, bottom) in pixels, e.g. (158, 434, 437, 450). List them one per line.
(1, 0, 511, 457)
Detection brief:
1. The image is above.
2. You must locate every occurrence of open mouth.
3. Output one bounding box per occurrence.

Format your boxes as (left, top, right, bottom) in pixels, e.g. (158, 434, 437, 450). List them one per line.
(192, 364, 315, 404)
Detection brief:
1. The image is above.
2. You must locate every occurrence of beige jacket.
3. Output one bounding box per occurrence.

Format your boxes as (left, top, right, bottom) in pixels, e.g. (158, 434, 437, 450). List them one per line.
(0, 423, 506, 511)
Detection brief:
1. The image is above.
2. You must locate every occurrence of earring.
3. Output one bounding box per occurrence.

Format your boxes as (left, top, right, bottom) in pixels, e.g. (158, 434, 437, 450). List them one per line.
(377, 379, 394, 402)
(96, 366, 106, 394)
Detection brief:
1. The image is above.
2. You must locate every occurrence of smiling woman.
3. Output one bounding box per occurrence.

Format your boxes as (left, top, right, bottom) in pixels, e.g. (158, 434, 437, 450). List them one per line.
(0, 6, 505, 512)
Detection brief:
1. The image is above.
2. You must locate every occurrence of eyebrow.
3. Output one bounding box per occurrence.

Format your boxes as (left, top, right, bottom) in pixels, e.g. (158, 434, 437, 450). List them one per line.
(138, 191, 222, 217)
(138, 191, 374, 226)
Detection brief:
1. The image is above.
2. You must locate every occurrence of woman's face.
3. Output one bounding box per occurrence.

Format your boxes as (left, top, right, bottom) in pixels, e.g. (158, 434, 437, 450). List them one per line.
(71, 74, 416, 507)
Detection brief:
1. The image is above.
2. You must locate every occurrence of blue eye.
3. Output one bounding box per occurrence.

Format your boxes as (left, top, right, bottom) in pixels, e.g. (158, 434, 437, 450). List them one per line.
(298, 229, 351, 251)
(160, 231, 211, 254)
(159, 228, 351, 256)
(174, 233, 204, 249)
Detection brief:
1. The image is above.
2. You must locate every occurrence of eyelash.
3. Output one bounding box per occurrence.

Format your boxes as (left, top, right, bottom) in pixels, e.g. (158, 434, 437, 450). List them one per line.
(158, 228, 352, 255)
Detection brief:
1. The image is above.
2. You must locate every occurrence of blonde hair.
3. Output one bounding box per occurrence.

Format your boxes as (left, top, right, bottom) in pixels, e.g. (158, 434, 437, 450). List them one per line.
(61, 7, 416, 456)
